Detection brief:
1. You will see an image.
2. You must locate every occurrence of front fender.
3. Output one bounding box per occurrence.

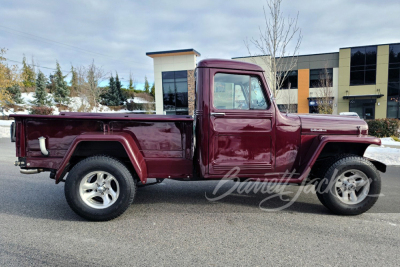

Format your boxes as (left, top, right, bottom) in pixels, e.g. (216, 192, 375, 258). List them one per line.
(298, 135, 384, 181)
(55, 132, 147, 184)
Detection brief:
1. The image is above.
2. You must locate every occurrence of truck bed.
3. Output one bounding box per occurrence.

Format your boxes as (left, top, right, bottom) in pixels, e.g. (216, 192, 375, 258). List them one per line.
(10, 112, 194, 180)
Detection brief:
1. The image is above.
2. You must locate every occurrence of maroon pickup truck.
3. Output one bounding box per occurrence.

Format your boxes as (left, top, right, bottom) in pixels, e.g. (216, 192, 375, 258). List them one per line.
(10, 59, 385, 221)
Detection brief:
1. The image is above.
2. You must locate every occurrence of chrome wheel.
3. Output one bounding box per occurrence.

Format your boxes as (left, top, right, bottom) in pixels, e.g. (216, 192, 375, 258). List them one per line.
(334, 169, 370, 205)
(79, 171, 120, 209)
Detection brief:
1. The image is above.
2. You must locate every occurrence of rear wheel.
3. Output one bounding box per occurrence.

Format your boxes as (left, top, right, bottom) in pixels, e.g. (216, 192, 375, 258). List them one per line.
(65, 156, 136, 221)
(315, 156, 381, 215)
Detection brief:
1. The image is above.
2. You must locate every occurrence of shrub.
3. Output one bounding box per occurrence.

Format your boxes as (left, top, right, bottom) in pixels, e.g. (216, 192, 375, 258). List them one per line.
(391, 136, 400, 142)
(366, 118, 399, 137)
(29, 106, 54, 115)
(126, 100, 136, 111)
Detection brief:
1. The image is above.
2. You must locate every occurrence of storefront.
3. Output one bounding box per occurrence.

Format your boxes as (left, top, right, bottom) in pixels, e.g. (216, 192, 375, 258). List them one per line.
(343, 94, 384, 120)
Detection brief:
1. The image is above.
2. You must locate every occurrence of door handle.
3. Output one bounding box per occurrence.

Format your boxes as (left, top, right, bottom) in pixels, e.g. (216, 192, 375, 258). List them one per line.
(210, 112, 226, 117)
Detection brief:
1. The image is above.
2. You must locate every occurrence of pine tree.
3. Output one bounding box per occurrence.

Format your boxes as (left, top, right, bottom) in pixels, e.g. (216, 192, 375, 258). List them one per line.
(104, 75, 120, 106)
(70, 65, 78, 96)
(6, 84, 23, 104)
(34, 70, 50, 106)
(21, 55, 36, 88)
(150, 83, 155, 97)
(115, 73, 126, 103)
(53, 61, 70, 105)
(144, 76, 150, 93)
(129, 72, 135, 90)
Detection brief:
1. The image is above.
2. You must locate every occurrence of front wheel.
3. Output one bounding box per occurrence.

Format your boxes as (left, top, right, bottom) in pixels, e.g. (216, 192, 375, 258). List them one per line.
(65, 156, 136, 221)
(316, 156, 381, 215)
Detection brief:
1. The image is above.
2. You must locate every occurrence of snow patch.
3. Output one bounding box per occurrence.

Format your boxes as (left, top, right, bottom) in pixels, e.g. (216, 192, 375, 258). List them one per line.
(364, 146, 400, 166)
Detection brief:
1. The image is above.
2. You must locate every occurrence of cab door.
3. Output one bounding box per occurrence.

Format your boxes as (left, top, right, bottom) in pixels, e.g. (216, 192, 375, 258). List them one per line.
(208, 70, 275, 176)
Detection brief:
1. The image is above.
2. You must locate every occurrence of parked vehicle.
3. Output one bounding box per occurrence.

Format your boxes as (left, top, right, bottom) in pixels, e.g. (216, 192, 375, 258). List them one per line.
(339, 112, 360, 118)
(10, 59, 385, 221)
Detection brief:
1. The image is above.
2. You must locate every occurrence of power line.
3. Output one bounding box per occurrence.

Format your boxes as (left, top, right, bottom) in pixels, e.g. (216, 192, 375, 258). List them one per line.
(5, 57, 62, 72)
(0, 25, 151, 67)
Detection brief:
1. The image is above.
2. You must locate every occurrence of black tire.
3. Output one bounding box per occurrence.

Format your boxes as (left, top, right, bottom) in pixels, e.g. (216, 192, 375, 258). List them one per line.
(65, 156, 136, 221)
(313, 154, 355, 207)
(315, 156, 381, 215)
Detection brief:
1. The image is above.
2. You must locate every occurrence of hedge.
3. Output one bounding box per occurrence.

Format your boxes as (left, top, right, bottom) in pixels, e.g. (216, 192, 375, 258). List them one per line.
(366, 118, 399, 138)
(29, 106, 54, 115)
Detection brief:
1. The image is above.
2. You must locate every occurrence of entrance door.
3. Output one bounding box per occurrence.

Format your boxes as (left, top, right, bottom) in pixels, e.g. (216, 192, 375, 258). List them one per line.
(208, 71, 274, 176)
(363, 105, 374, 119)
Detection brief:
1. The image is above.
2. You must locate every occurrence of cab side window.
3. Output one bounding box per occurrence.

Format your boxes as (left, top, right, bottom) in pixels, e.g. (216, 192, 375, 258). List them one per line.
(213, 73, 268, 110)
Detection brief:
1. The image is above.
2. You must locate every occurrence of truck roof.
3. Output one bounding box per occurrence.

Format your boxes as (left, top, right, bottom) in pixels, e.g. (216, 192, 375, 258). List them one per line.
(197, 59, 264, 72)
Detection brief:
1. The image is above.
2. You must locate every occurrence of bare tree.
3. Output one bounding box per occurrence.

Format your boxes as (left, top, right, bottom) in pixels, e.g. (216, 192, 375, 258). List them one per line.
(85, 61, 106, 112)
(282, 82, 297, 113)
(245, 0, 302, 100)
(315, 67, 333, 114)
(72, 61, 106, 112)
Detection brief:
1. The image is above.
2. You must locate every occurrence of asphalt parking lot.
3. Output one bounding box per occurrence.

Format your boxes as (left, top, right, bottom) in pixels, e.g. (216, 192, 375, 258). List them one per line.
(0, 138, 399, 266)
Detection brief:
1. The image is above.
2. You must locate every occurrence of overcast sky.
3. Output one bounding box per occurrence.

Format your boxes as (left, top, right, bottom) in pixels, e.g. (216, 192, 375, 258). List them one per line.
(1, 0, 399, 88)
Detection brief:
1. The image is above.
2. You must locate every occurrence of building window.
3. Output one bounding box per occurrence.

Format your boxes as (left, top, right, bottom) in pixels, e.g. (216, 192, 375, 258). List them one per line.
(309, 68, 333, 88)
(388, 44, 400, 118)
(277, 104, 297, 113)
(350, 46, 377, 85)
(278, 70, 298, 89)
(213, 73, 268, 110)
(162, 71, 188, 115)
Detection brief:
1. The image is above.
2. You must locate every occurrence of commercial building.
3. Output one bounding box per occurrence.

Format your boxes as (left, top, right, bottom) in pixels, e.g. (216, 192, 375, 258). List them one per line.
(146, 49, 200, 115)
(146, 43, 400, 119)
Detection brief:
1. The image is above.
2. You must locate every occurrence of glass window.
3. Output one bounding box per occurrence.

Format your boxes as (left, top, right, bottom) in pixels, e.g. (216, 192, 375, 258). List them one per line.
(309, 68, 333, 88)
(277, 71, 298, 89)
(350, 46, 377, 85)
(162, 71, 188, 115)
(277, 104, 297, 113)
(250, 77, 268, 109)
(387, 100, 399, 118)
(389, 44, 400, 64)
(387, 44, 400, 118)
(213, 73, 268, 110)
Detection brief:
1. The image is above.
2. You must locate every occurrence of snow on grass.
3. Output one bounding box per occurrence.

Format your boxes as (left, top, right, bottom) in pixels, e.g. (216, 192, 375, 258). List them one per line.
(1, 93, 152, 116)
(364, 146, 400, 166)
(380, 137, 400, 147)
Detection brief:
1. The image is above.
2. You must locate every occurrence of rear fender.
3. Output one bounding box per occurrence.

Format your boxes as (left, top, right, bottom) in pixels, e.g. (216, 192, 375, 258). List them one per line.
(55, 132, 147, 184)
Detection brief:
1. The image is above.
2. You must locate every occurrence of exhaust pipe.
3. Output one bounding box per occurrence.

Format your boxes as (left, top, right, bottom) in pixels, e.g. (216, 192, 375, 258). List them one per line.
(38, 136, 49, 156)
(20, 169, 43, 174)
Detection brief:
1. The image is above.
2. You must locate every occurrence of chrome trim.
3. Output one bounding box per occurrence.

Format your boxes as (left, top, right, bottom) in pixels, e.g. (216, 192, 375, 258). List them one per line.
(20, 169, 43, 174)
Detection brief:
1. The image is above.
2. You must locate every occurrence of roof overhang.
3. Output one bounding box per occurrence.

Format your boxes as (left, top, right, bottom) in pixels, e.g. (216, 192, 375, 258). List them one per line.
(343, 94, 384, 99)
(146, 49, 200, 58)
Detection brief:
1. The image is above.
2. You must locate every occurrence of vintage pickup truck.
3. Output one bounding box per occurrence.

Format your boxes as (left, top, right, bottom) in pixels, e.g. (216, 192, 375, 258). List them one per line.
(10, 59, 385, 221)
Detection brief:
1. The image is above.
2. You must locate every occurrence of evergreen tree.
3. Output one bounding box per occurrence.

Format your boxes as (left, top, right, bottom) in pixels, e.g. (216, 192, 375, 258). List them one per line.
(6, 84, 23, 104)
(21, 55, 36, 88)
(47, 74, 56, 93)
(34, 70, 50, 106)
(144, 76, 150, 93)
(115, 73, 126, 103)
(53, 61, 70, 105)
(70, 65, 78, 96)
(150, 83, 155, 97)
(129, 72, 135, 90)
(103, 75, 120, 106)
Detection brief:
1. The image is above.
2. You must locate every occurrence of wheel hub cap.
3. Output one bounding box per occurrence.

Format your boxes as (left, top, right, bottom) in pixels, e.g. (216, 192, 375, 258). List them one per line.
(334, 169, 370, 205)
(79, 171, 120, 209)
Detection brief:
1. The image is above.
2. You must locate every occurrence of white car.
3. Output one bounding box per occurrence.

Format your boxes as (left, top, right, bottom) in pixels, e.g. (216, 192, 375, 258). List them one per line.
(339, 112, 360, 118)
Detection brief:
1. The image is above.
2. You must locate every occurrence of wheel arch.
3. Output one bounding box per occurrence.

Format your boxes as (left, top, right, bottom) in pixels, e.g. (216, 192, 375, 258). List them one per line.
(55, 133, 147, 184)
(299, 135, 386, 180)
